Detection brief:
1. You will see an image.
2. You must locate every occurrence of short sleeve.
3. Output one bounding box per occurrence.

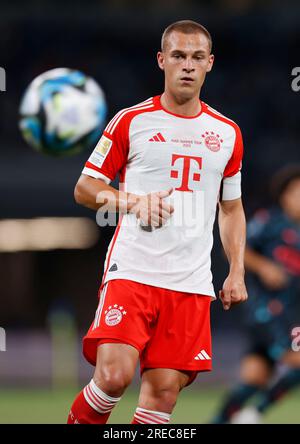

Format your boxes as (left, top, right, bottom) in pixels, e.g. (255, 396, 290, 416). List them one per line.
(82, 113, 129, 183)
(221, 125, 244, 201)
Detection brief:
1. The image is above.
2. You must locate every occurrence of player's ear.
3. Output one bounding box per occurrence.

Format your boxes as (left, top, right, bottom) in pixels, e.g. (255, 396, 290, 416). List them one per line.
(157, 51, 164, 71)
(206, 54, 214, 73)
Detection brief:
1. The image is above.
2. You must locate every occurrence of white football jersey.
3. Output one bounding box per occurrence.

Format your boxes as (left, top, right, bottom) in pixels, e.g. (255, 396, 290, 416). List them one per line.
(82, 96, 244, 297)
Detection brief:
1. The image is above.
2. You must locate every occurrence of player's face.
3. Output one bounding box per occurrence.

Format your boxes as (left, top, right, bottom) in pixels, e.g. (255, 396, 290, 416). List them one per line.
(280, 178, 300, 222)
(157, 31, 214, 101)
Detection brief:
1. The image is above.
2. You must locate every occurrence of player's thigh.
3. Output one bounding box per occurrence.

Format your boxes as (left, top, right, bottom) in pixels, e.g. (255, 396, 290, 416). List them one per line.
(240, 354, 273, 386)
(281, 349, 300, 368)
(94, 342, 139, 391)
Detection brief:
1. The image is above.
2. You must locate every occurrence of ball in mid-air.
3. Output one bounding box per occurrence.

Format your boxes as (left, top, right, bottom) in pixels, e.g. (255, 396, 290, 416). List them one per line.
(19, 68, 107, 156)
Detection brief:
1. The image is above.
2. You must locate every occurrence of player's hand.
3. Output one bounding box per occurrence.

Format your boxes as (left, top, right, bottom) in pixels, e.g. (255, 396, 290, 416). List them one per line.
(219, 271, 248, 310)
(256, 259, 288, 290)
(130, 188, 174, 228)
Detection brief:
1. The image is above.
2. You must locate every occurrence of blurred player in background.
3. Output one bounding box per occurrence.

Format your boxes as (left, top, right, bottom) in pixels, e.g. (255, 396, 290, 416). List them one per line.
(212, 165, 300, 424)
(67, 20, 248, 425)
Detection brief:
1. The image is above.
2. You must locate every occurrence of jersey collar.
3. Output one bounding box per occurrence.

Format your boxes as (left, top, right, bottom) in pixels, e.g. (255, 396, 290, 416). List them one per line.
(153, 95, 206, 119)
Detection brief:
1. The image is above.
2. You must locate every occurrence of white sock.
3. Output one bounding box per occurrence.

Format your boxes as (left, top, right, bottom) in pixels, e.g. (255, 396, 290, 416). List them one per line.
(83, 379, 121, 414)
(133, 407, 171, 424)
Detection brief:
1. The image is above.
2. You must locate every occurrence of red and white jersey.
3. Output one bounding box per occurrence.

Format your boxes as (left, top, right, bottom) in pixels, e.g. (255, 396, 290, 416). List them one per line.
(82, 95, 244, 297)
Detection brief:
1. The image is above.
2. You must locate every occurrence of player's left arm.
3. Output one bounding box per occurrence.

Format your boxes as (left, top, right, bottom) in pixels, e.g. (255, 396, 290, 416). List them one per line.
(218, 197, 248, 310)
(218, 123, 248, 310)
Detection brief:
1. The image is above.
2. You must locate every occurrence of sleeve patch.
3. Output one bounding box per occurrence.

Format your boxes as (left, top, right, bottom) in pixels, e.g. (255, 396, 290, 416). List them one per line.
(89, 135, 113, 167)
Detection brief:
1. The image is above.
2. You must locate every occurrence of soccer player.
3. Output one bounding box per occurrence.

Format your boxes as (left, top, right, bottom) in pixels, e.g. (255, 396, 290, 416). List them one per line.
(211, 165, 300, 424)
(67, 20, 248, 425)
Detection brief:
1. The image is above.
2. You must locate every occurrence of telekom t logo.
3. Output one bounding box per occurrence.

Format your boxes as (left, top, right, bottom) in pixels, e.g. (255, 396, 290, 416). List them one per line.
(170, 154, 202, 192)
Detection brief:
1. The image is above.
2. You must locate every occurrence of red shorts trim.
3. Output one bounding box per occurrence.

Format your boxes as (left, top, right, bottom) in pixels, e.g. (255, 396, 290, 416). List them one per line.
(83, 279, 212, 384)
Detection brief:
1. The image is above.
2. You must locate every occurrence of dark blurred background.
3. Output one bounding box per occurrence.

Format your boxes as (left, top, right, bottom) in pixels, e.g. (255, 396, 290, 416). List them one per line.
(0, 0, 299, 422)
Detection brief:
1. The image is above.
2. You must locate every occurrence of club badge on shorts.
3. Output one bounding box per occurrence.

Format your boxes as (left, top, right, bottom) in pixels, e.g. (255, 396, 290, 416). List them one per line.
(105, 304, 127, 326)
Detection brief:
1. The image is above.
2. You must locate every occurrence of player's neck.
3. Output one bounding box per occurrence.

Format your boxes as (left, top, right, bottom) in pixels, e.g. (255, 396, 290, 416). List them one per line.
(160, 91, 201, 117)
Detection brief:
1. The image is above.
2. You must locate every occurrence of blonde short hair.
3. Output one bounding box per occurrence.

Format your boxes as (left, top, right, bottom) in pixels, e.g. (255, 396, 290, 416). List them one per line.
(161, 20, 212, 52)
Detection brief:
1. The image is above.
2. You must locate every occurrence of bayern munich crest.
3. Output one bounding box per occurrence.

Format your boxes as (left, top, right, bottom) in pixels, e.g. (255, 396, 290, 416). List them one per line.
(202, 131, 223, 152)
(105, 304, 127, 326)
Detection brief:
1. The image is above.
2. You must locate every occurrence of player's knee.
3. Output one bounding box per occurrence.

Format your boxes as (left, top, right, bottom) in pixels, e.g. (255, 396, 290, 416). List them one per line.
(93, 365, 134, 397)
(240, 355, 272, 386)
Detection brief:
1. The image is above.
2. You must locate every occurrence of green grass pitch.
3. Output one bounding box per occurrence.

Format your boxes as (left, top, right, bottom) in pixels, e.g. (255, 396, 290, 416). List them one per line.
(0, 386, 299, 424)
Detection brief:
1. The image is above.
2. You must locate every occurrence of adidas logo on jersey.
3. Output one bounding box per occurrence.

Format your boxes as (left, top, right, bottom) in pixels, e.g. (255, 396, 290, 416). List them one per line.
(194, 349, 211, 360)
(149, 132, 166, 142)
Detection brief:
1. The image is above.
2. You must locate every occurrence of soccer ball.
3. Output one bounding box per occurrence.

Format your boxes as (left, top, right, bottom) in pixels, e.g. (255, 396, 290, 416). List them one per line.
(19, 68, 107, 156)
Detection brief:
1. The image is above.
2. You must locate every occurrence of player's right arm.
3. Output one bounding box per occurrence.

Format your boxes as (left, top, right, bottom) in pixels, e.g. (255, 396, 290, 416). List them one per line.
(74, 174, 173, 227)
(74, 174, 136, 212)
(74, 111, 174, 226)
(244, 247, 288, 290)
(245, 211, 288, 290)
